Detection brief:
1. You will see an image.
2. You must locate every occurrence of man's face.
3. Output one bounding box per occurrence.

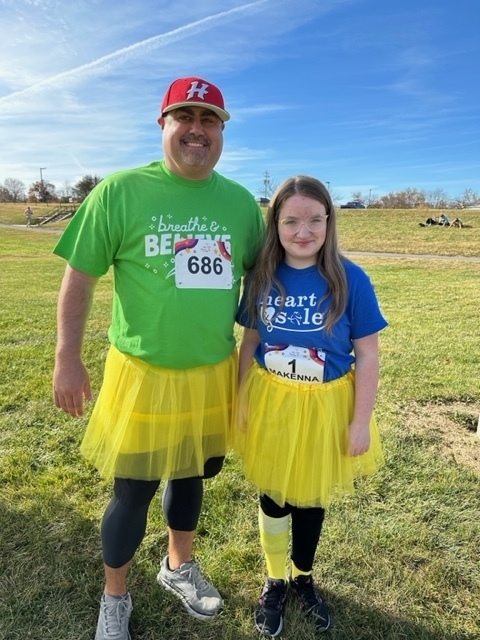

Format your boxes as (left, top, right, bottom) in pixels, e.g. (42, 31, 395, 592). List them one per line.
(159, 106, 225, 180)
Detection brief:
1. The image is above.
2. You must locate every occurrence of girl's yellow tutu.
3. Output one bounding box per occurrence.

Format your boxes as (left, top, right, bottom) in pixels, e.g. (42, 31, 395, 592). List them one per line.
(233, 363, 384, 508)
(81, 346, 237, 480)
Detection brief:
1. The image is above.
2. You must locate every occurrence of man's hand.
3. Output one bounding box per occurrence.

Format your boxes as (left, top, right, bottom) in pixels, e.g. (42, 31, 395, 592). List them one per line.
(53, 356, 92, 417)
(53, 265, 97, 416)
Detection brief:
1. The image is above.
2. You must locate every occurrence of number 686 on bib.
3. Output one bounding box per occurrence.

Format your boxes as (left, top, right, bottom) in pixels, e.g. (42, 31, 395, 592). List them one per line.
(175, 238, 233, 289)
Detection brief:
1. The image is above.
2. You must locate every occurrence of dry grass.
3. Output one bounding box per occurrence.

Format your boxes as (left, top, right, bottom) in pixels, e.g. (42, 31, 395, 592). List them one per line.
(336, 208, 480, 257)
(401, 401, 480, 474)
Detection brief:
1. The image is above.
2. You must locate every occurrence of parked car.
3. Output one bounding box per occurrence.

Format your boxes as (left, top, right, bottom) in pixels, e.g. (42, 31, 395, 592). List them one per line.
(340, 201, 366, 209)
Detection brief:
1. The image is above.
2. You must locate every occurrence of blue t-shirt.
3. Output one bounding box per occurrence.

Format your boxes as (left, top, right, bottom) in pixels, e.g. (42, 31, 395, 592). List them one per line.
(237, 260, 387, 382)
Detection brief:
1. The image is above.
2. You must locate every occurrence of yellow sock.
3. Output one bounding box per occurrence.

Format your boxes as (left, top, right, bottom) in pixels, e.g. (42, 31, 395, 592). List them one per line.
(258, 507, 290, 581)
(291, 560, 311, 580)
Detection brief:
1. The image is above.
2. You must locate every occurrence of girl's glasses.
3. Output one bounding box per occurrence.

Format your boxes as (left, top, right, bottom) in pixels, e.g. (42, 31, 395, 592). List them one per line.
(279, 215, 328, 234)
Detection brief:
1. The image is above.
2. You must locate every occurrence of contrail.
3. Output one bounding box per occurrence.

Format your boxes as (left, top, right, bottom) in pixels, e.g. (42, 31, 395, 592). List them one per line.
(0, 0, 268, 107)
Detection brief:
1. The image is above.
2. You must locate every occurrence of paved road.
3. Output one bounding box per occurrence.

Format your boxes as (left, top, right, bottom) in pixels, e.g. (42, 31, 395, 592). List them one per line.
(1, 223, 63, 234)
(344, 250, 480, 263)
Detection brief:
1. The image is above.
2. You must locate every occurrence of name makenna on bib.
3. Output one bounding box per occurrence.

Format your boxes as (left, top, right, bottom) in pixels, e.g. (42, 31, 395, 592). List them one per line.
(264, 344, 325, 383)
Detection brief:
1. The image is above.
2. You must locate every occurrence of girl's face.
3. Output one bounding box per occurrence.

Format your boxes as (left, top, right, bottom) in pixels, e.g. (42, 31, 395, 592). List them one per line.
(277, 194, 328, 268)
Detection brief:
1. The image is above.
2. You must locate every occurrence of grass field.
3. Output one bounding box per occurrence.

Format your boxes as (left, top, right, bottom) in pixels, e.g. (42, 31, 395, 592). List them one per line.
(3, 201, 479, 256)
(0, 210, 479, 640)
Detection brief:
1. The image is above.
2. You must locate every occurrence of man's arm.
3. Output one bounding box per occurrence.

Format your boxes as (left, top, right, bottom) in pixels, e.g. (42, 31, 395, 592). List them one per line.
(53, 265, 98, 417)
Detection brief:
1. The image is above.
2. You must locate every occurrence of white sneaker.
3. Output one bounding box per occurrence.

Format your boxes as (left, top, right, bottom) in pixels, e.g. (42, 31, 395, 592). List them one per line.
(157, 556, 222, 619)
(95, 593, 132, 640)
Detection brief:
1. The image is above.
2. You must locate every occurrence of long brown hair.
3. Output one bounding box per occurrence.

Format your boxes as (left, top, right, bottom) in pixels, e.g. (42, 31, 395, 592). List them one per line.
(245, 175, 348, 333)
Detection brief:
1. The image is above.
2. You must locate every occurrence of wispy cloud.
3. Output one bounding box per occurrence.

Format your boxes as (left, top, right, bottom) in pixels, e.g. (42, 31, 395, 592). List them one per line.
(0, 0, 267, 108)
(234, 104, 291, 119)
(1, 0, 478, 199)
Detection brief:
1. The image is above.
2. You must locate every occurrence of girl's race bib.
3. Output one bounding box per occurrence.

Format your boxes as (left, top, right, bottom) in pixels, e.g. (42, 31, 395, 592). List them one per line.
(264, 344, 325, 383)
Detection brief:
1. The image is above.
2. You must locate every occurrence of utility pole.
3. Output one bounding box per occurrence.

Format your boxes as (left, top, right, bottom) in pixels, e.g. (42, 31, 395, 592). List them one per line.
(263, 171, 271, 199)
(40, 167, 46, 202)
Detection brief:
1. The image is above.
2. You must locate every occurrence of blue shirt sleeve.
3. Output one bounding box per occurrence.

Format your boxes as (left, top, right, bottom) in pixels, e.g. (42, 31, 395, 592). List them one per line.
(344, 260, 388, 339)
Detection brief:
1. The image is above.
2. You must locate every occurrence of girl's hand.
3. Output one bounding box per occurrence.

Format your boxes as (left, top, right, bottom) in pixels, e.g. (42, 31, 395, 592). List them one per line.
(348, 421, 371, 457)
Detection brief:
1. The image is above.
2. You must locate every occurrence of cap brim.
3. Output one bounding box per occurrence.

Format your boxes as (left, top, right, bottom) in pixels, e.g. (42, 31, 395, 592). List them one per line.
(162, 101, 230, 122)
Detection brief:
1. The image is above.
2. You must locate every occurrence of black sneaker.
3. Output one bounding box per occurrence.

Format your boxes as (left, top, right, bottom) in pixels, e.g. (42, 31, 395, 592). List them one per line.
(255, 578, 288, 637)
(289, 575, 331, 634)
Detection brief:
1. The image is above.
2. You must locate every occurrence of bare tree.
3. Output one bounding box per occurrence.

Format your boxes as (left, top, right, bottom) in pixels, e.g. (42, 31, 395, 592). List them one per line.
(427, 189, 450, 209)
(366, 194, 380, 208)
(329, 189, 343, 206)
(58, 180, 74, 202)
(3, 177, 26, 202)
(458, 188, 479, 207)
(350, 191, 377, 206)
(377, 188, 426, 209)
(351, 191, 364, 202)
(0, 185, 10, 202)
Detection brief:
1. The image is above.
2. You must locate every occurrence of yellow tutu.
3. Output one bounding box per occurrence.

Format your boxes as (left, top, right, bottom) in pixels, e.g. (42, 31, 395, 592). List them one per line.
(233, 363, 384, 508)
(81, 346, 237, 480)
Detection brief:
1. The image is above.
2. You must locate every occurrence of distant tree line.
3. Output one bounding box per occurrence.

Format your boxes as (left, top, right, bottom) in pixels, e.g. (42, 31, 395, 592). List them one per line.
(349, 187, 479, 209)
(1, 175, 479, 209)
(0, 175, 103, 204)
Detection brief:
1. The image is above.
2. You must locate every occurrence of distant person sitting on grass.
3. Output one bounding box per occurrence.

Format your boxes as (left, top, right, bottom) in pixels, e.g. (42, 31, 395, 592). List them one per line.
(438, 214, 450, 226)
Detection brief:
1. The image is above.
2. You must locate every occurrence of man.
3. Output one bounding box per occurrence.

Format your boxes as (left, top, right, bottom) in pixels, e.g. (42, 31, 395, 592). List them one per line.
(24, 206, 33, 226)
(53, 76, 264, 640)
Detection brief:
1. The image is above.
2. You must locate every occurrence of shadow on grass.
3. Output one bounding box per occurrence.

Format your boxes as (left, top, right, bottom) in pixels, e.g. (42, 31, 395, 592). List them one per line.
(312, 588, 476, 640)
(0, 491, 257, 640)
(0, 495, 476, 640)
(0, 495, 102, 640)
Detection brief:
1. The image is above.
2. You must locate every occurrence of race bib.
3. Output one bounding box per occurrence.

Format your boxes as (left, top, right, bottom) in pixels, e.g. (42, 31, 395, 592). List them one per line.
(175, 238, 233, 289)
(265, 344, 325, 383)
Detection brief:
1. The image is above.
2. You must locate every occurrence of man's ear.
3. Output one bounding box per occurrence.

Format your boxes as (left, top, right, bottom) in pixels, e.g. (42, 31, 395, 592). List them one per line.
(157, 116, 165, 130)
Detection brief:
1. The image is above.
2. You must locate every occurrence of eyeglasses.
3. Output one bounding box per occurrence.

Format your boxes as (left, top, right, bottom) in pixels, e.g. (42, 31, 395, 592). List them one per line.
(279, 215, 329, 234)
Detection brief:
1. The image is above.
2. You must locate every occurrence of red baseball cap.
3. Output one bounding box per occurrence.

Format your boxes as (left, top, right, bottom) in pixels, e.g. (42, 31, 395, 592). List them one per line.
(160, 76, 230, 122)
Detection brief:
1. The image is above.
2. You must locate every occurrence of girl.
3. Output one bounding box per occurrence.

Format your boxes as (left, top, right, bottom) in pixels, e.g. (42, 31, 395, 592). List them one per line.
(235, 176, 387, 636)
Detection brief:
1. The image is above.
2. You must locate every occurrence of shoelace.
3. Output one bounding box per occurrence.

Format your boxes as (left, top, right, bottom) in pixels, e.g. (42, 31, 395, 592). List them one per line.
(186, 562, 210, 593)
(262, 581, 286, 610)
(296, 580, 324, 615)
(103, 597, 132, 637)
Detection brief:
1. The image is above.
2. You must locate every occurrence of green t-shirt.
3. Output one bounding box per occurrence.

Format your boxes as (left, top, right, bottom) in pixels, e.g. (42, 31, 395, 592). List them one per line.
(54, 160, 264, 369)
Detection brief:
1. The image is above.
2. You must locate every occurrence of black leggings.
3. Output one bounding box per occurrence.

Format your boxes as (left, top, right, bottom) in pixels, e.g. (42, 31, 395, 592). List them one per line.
(260, 493, 325, 573)
(101, 457, 224, 568)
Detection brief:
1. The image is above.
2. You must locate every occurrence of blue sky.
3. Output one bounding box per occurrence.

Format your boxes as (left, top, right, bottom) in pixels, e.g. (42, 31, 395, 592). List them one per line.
(1, 0, 479, 203)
